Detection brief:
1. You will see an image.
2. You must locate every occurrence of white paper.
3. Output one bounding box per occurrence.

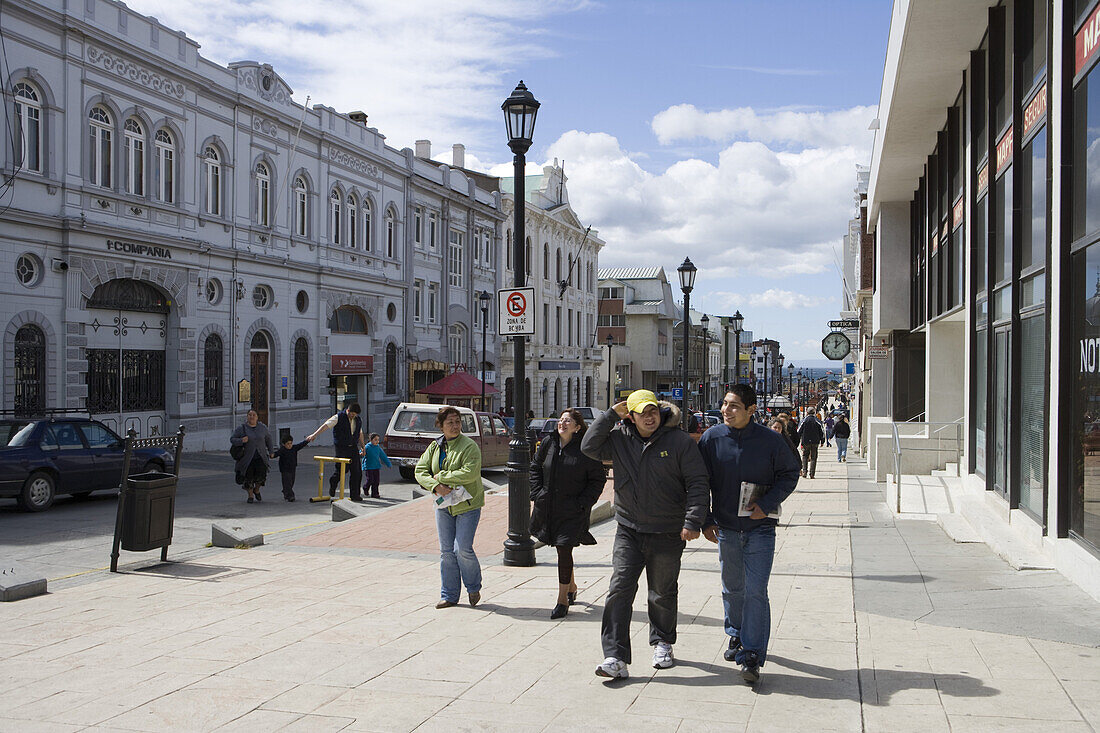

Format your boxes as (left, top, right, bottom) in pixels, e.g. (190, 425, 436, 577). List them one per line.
(737, 482, 781, 518)
(434, 485, 472, 508)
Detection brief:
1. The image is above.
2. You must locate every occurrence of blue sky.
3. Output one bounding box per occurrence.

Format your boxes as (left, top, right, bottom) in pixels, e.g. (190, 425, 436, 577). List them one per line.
(128, 0, 893, 361)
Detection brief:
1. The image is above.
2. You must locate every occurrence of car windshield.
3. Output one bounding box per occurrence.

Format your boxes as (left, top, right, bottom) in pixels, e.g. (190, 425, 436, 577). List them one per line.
(2, 422, 36, 447)
(393, 409, 475, 434)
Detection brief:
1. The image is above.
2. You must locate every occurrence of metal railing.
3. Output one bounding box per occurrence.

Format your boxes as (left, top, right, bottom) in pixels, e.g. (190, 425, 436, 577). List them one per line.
(890, 417, 964, 513)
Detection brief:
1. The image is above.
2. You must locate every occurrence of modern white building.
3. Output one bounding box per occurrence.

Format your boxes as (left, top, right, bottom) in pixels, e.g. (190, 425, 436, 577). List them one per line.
(1, 0, 505, 448)
(867, 0, 1100, 598)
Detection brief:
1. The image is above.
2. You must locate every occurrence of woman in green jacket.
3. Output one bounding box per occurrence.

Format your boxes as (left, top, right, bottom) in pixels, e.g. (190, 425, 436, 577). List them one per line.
(415, 405, 486, 609)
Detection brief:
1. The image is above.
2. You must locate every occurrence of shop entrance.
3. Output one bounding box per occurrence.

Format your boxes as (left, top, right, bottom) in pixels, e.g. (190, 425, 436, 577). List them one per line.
(991, 327, 1011, 500)
(250, 332, 271, 426)
(85, 279, 168, 437)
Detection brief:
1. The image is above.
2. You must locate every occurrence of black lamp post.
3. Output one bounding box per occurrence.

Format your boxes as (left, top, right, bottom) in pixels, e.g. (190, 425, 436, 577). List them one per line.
(700, 313, 710, 410)
(762, 345, 769, 414)
(478, 290, 492, 410)
(605, 332, 614, 409)
(787, 362, 794, 404)
(502, 81, 539, 567)
(731, 310, 743, 387)
(677, 257, 697, 431)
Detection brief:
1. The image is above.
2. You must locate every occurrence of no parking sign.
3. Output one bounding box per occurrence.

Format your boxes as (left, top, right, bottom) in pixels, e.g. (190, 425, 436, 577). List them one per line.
(498, 287, 535, 335)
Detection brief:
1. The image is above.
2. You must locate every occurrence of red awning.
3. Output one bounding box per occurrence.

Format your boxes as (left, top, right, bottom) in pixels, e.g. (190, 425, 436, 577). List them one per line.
(416, 371, 499, 396)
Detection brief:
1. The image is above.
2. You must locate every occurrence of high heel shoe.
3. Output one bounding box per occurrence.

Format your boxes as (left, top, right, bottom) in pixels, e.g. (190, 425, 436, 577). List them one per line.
(550, 603, 568, 619)
(567, 591, 577, 605)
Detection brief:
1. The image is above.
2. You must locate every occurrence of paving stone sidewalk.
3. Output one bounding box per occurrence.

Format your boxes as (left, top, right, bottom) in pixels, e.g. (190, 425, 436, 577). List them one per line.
(1, 458, 1098, 731)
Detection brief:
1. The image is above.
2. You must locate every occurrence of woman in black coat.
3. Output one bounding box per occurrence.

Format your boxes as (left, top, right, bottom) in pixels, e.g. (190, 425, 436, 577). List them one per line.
(530, 408, 606, 619)
(230, 409, 274, 503)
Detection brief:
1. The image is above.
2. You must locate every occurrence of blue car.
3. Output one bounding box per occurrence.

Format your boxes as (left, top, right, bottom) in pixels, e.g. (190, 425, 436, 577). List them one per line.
(0, 418, 174, 512)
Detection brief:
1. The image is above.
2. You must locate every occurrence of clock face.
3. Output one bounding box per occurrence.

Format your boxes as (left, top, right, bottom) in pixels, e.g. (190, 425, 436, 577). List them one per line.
(821, 332, 851, 360)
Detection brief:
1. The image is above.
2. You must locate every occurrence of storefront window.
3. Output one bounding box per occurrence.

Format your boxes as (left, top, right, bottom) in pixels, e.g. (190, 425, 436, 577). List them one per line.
(1071, 241, 1100, 549)
(1019, 314, 1046, 517)
(1021, 128, 1047, 274)
(1020, 0, 1046, 88)
(975, 329, 987, 477)
(994, 170, 1012, 285)
(1072, 64, 1100, 241)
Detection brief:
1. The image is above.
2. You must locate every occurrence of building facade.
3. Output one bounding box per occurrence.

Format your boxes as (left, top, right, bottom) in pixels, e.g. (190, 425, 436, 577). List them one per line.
(597, 267, 677, 404)
(868, 0, 1099, 597)
(498, 163, 604, 417)
(2, 0, 504, 449)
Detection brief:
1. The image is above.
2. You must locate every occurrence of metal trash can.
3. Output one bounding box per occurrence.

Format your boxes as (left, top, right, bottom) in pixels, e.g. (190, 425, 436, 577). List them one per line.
(118, 471, 178, 552)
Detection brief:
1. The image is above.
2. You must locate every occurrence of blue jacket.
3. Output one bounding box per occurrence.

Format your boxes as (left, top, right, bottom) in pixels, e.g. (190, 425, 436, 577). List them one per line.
(361, 443, 392, 471)
(697, 421, 800, 532)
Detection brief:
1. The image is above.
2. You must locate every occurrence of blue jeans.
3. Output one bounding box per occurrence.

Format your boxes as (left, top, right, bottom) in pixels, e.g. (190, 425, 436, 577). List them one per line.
(836, 438, 849, 461)
(718, 525, 776, 667)
(436, 508, 482, 602)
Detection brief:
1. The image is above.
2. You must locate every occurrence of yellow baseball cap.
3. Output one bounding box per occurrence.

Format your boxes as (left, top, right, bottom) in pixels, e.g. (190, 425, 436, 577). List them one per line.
(626, 389, 659, 414)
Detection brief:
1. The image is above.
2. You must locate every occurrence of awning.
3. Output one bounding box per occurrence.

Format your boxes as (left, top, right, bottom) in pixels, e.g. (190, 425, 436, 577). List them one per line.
(416, 371, 499, 397)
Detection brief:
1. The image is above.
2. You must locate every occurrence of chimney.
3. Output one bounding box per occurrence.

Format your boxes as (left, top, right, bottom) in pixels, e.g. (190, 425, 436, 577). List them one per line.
(415, 139, 431, 159)
(452, 144, 465, 169)
(349, 111, 368, 125)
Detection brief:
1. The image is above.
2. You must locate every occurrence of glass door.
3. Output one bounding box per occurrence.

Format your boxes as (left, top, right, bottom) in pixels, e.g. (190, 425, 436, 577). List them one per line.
(991, 328, 1011, 498)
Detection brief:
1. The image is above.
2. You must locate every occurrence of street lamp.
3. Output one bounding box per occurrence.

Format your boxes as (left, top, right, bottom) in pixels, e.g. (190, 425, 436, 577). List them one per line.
(777, 351, 784, 407)
(677, 257, 697, 431)
(502, 80, 539, 567)
(731, 310, 743, 386)
(787, 362, 794, 403)
(478, 290, 492, 410)
(605, 332, 614, 410)
(700, 313, 710, 410)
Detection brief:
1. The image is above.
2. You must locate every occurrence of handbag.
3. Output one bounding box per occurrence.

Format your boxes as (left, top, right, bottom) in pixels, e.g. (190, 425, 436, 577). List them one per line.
(230, 442, 245, 460)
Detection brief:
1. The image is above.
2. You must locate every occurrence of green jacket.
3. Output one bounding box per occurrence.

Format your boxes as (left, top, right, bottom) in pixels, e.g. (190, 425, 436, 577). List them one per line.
(414, 433, 485, 516)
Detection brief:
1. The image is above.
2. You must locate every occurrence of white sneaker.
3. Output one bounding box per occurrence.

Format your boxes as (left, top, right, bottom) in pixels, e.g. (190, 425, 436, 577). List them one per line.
(652, 641, 675, 669)
(595, 657, 629, 679)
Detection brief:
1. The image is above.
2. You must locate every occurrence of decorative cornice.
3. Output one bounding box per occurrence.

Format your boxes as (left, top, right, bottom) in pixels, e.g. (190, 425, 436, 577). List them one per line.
(237, 67, 293, 107)
(327, 147, 381, 179)
(87, 46, 186, 100)
(252, 116, 278, 138)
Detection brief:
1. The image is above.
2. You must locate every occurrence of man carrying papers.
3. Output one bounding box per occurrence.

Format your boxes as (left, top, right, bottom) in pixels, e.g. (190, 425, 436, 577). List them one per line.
(698, 384, 800, 685)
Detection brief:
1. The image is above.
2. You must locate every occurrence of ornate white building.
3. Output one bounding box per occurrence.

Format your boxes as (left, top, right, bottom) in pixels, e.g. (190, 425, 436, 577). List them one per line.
(1, 0, 504, 448)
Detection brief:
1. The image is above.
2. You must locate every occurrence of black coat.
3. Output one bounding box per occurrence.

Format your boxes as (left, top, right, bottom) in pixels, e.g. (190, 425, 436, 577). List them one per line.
(530, 432, 606, 547)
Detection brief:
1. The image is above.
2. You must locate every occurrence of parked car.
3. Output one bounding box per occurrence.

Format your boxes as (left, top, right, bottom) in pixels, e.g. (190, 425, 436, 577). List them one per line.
(527, 417, 558, 451)
(383, 403, 512, 481)
(0, 417, 175, 512)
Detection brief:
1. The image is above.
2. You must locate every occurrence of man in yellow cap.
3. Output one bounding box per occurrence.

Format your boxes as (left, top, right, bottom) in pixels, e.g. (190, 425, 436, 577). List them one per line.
(581, 389, 710, 679)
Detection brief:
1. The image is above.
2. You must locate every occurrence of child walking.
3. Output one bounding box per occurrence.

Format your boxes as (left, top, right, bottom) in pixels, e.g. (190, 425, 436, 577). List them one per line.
(362, 433, 392, 499)
(273, 434, 312, 502)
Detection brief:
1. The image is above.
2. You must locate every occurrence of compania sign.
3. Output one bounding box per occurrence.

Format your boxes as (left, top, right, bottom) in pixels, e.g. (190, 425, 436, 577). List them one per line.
(106, 238, 172, 259)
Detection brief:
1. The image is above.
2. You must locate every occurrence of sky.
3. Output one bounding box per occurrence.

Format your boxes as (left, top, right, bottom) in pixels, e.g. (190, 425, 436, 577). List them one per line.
(127, 0, 893, 362)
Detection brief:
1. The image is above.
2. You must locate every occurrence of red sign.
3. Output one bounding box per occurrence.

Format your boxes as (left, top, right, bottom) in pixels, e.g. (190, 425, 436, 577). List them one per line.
(330, 354, 374, 375)
(931, 232, 939, 255)
(1022, 85, 1047, 137)
(996, 126, 1013, 174)
(977, 163, 989, 195)
(1077, 3, 1100, 76)
(952, 197, 964, 230)
(506, 291, 526, 317)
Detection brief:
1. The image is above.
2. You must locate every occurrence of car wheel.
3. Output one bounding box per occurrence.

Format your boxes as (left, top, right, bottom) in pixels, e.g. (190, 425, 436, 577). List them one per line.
(141, 460, 165, 474)
(398, 465, 416, 482)
(18, 471, 56, 512)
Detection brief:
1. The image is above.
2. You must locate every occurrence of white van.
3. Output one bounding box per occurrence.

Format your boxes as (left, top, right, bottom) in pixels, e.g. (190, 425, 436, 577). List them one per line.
(382, 403, 512, 481)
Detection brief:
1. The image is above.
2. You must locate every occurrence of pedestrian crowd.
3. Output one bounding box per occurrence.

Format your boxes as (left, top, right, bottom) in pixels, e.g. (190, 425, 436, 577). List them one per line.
(231, 387, 857, 687)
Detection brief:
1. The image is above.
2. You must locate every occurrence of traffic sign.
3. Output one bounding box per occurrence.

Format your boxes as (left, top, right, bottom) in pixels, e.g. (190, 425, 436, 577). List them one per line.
(671, 387, 684, 400)
(498, 287, 535, 335)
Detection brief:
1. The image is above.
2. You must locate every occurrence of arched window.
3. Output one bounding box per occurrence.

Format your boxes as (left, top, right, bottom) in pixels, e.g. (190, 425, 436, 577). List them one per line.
(385, 343, 397, 394)
(203, 334, 223, 407)
(154, 129, 174, 203)
(293, 338, 309, 400)
(293, 176, 308, 236)
(14, 324, 46, 417)
(14, 82, 42, 174)
(386, 208, 396, 258)
(543, 243, 550, 279)
(506, 229, 513, 270)
(448, 324, 466, 362)
(88, 107, 113, 188)
(123, 119, 144, 196)
(255, 162, 271, 226)
(328, 305, 368, 334)
(556, 248, 562, 282)
(203, 147, 221, 215)
(526, 237, 532, 277)
(363, 198, 373, 252)
(347, 194, 358, 248)
(568, 254, 574, 286)
(329, 189, 342, 245)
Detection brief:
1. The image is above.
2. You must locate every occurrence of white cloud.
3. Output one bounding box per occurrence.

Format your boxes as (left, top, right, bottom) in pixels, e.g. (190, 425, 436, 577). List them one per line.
(537, 127, 868, 279)
(651, 103, 877, 149)
(743, 289, 835, 310)
(124, 0, 586, 152)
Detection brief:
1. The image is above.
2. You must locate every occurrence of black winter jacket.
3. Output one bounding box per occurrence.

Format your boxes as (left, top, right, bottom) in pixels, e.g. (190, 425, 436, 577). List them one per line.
(833, 421, 851, 440)
(273, 440, 310, 474)
(798, 416, 825, 446)
(580, 402, 710, 534)
(530, 432, 606, 547)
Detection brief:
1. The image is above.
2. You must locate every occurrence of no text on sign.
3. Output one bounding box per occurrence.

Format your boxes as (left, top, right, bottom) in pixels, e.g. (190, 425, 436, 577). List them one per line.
(498, 287, 535, 336)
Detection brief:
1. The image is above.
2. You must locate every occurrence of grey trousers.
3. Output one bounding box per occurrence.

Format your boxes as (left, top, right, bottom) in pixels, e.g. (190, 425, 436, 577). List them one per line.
(601, 523, 685, 665)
